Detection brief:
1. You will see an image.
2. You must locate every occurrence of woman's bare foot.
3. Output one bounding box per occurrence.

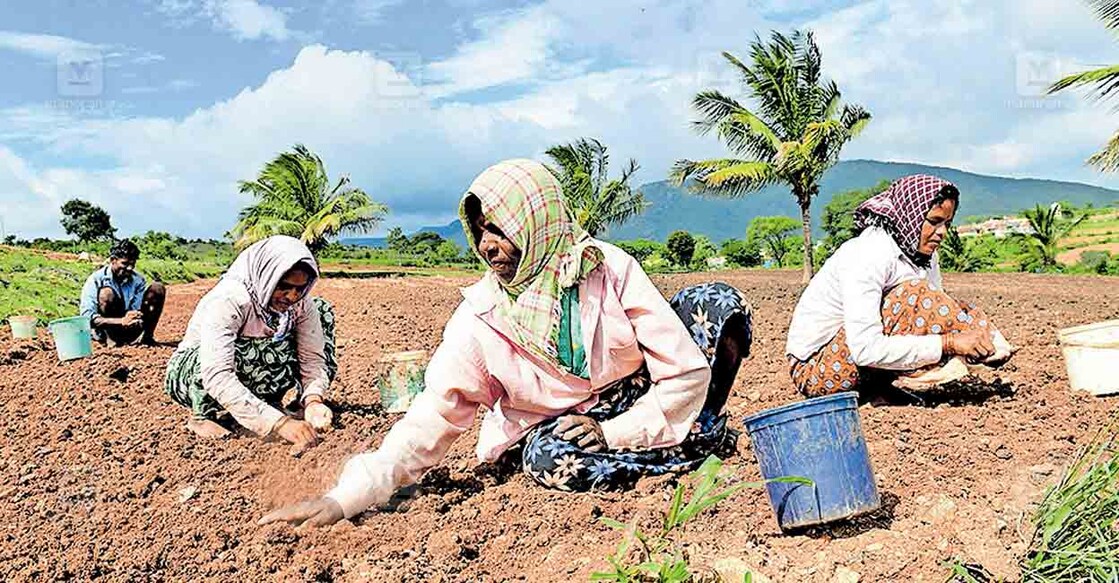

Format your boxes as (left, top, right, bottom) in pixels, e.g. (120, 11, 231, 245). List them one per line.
(187, 418, 231, 439)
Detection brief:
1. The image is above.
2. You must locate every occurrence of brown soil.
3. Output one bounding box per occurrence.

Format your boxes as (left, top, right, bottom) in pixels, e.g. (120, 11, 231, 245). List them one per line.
(2, 271, 1118, 582)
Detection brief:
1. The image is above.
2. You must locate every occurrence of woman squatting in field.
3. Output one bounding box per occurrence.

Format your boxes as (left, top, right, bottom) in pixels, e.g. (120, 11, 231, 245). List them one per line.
(785, 174, 1015, 400)
(164, 236, 337, 451)
(261, 158, 754, 527)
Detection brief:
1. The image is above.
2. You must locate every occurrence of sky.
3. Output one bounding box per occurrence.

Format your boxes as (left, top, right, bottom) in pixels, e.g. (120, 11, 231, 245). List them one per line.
(2, 0, 1119, 239)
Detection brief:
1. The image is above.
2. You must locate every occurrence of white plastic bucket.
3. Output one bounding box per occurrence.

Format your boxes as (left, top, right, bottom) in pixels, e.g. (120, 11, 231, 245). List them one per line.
(375, 350, 427, 413)
(8, 316, 38, 340)
(1058, 319, 1119, 396)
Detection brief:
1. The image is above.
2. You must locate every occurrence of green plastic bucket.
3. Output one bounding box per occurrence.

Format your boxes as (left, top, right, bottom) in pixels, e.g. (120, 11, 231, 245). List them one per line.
(48, 316, 94, 361)
(8, 316, 38, 340)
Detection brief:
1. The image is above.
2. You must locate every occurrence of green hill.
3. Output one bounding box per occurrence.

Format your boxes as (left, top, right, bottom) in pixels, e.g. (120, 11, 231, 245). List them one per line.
(345, 160, 1119, 247)
(603, 160, 1119, 243)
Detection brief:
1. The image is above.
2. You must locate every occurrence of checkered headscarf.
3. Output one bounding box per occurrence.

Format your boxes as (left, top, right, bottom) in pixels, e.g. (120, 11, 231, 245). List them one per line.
(854, 174, 959, 263)
(460, 159, 603, 364)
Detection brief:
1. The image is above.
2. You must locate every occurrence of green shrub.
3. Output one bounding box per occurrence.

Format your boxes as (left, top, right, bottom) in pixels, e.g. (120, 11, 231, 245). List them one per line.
(720, 240, 761, 268)
(616, 239, 667, 263)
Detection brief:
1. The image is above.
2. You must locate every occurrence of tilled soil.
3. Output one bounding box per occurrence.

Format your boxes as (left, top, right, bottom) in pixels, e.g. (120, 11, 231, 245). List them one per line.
(2, 271, 1117, 582)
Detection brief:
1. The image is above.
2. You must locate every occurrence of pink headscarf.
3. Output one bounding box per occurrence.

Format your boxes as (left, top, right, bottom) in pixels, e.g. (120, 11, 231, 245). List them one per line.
(854, 174, 959, 263)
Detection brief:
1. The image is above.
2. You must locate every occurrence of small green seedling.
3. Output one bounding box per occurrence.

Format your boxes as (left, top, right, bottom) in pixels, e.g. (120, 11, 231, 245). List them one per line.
(943, 558, 999, 583)
(590, 455, 811, 582)
(1020, 417, 1119, 582)
(944, 415, 1119, 582)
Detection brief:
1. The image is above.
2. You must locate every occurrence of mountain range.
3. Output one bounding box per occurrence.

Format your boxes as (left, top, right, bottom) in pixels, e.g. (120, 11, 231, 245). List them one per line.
(344, 159, 1119, 247)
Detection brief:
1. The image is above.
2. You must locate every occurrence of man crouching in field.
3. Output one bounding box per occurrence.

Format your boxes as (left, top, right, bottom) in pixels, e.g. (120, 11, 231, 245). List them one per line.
(79, 238, 166, 346)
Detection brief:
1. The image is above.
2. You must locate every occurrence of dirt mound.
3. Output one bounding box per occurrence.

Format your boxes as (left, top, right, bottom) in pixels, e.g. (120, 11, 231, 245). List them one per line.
(1, 271, 1117, 581)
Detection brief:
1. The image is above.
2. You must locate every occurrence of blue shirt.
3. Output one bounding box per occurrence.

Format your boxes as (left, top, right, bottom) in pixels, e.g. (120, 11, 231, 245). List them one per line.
(79, 265, 148, 321)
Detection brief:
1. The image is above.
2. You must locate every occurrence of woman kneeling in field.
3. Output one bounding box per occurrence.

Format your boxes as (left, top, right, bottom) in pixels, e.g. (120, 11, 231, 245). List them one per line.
(786, 174, 1014, 398)
(261, 159, 752, 527)
(165, 235, 337, 451)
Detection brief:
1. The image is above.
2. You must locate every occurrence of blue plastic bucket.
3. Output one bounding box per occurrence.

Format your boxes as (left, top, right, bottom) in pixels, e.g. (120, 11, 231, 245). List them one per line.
(743, 392, 880, 530)
(48, 316, 94, 361)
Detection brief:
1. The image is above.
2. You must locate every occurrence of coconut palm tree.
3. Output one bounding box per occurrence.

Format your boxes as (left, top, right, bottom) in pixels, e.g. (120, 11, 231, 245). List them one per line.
(231, 144, 388, 253)
(545, 138, 648, 237)
(670, 30, 871, 282)
(1048, 0, 1119, 170)
(1021, 203, 1088, 270)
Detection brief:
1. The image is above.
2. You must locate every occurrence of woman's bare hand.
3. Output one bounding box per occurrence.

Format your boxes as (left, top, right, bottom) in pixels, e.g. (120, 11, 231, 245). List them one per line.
(553, 415, 606, 452)
(258, 497, 344, 528)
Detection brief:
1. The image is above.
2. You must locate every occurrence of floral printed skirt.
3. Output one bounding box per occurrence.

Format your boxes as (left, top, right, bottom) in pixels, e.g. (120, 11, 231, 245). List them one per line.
(164, 297, 337, 420)
(521, 282, 752, 492)
(789, 278, 995, 397)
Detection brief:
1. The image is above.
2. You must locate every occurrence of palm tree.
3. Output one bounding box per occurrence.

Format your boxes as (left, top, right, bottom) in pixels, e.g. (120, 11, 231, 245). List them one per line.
(545, 138, 648, 237)
(1021, 203, 1088, 269)
(939, 227, 992, 273)
(670, 31, 871, 282)
(1048, 0, 1119, 170)
(231, 144, 388, 253)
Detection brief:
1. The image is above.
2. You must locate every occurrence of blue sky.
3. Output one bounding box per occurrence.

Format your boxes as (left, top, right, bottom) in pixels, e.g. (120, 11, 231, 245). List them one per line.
(2, 0, 1119, 239)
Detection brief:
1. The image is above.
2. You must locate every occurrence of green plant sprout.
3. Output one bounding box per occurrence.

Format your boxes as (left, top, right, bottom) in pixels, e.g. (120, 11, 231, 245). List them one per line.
(1021, 416, 1119, 582)
(944, 415, 1119, 582)
(943, 558, 999, 583)
(591, 455, 810, 583)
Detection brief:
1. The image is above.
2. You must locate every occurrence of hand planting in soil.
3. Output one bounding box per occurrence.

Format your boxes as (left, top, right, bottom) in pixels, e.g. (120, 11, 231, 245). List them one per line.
(162, 236, 340, 446)
(258, 496, 345, 528)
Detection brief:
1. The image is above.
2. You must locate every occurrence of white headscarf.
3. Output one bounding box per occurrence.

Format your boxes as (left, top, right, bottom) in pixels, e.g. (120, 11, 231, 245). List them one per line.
(224, 236, 319, 338)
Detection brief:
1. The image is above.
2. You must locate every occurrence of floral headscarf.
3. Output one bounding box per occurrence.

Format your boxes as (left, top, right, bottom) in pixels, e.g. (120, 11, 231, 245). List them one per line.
(460, 159, 603, 364)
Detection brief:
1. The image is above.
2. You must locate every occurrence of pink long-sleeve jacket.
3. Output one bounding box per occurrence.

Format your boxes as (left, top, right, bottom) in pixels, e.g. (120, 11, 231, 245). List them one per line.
(326, 242, 711, 518)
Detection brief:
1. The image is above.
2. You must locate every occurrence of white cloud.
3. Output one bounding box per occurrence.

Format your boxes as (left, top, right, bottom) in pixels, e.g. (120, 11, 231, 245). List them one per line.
(7, 46, 553, 238)
(121, 78, 199, 94)
(0, 147, 58, 238)
(205, 0, 292, 41)
(0, 31, 168, 76)
(131, 51, 167, 64)
(425, 0, 776, 97)
(426, 6, 562, 96)
(0, 31, 103, 59)
(351, 0, 404, 24)
(8, 0, 1119, 240)
(800, 0, 1119, 188)
(152, 0, 293, 41)
(0, 145, 190, 238)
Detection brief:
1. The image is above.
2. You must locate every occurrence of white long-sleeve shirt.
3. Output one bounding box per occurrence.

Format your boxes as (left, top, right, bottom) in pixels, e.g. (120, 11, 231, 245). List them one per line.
(785, 226, 944, 370)
(174, 280, 331, 436)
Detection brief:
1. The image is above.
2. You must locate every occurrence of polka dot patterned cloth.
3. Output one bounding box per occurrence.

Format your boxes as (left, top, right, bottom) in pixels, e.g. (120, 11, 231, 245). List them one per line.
(790, 279, 992, 397)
